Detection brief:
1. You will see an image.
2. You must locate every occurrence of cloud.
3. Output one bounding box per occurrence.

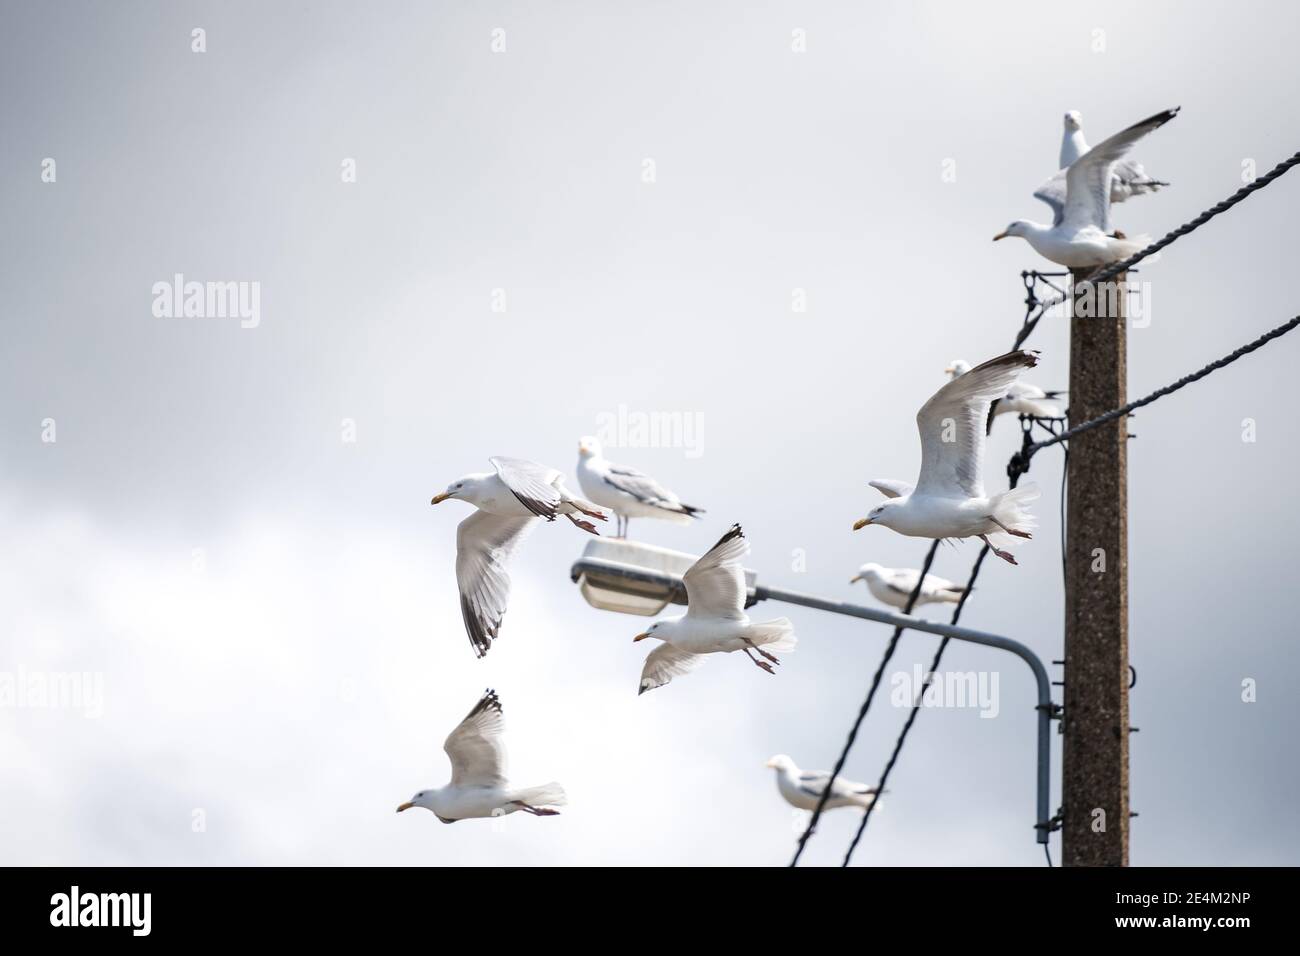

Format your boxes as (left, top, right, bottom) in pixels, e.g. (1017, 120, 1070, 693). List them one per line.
(0, 493, 805, 864)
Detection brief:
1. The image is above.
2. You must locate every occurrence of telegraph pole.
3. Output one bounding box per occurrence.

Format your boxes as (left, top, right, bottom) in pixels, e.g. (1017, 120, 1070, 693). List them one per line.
(1062, 268, 1130, 866)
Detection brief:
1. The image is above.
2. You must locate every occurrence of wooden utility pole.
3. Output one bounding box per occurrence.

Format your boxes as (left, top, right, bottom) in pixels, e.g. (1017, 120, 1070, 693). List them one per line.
(1062, 268, 1130, 866)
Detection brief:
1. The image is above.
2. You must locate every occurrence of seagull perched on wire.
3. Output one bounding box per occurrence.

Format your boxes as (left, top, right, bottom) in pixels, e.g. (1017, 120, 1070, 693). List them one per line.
(765, 755, 882, 812)
(854, 351, 1041, 566)
(993, 107, 1179, 267)
(575, 436, 704, 538)
(431, 456, 608, 657)
(944, 358, 1064, 432)
(633, 524, 796, 695)
(850, 562, 966, 610)
(396, 689, 566, 823)
(1055, 109, 1170, 204)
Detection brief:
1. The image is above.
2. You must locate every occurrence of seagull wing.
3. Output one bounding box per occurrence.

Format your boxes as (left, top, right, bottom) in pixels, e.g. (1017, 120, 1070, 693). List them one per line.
(796, 770, 877, 800)
(444, 689, 509, 788)
(1032, 173, 1068, 227)
(795, 770, 834, 799)
(490, 456, 564, 520)
(883, 567, 922, 597)
(455, 511, 537, 658)
(638, 643, 707, 695)
(914, 350, 1040, 499)
(868, 479, 914, 500)
(682, 523, 749, 620)
(1062, 107, 1179, 234)
(603, 463, 683, 509)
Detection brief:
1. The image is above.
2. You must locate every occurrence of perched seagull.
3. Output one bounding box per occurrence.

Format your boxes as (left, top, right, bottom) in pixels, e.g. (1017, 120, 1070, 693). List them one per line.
(432, 456, 608, 657)
(1056, 109, 1170, 204)
(575, 436, 704, 538)
(850, 562, 966, 610)
(397, 689, 566, 823)
(765, 755, 881, 812)
(633, 524, 796, 695)
(945, 358, 1064, 432)
(854, 351, 1041, 566)
(994, 107, 1179, 267)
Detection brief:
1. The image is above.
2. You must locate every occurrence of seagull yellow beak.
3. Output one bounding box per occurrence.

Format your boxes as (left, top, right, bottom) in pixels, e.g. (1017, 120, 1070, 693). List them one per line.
(853, 517, 873, 531)
(396, 802, 415, 813)
(632, 632, 650, 642)
(430, 492, 450, 505)
(943, 365, 955, 374)
(992, 230, 1009, 241)
(849, 574, 863, 583)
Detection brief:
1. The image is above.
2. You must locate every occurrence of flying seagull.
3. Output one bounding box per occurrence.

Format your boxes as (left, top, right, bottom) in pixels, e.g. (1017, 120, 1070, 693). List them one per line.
(432, 456, 607, 657)
(765, 754, 882, 812)
(576, 436, 704, 538)
(633, 524, 796, 695)
(397, 689, 566, 823)
(850, 562, 966, 610)
(994, 107, 1179, 267)
(854, 350, 1041, 565)
(944, 358, 1064, 432)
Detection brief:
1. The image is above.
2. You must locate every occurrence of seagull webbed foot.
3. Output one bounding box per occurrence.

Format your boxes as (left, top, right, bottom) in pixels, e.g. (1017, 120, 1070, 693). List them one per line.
(742, 646, 777, 674)
(566, 514, 600, 535)
(989, 516, 1032, 539)
(744, 638, 780, 664)
(979, 534, 1019, 565)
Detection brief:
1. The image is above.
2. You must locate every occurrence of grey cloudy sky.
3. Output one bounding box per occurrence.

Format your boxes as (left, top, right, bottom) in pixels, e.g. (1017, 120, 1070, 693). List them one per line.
(2, 1, 1298, 865)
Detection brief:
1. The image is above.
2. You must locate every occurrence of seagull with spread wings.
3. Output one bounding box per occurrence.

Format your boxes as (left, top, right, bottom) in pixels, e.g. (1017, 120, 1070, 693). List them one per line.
(1052, 109, 1170, 205)
(854, 351, 1041, 565)
(993, 107, 1179, 267)
(431, 456, 607, 657)
(576, 436, 704, 538)
(765, 754, 882, 813)
(396, 689, 566, 823)
(632, 524, 796, 695)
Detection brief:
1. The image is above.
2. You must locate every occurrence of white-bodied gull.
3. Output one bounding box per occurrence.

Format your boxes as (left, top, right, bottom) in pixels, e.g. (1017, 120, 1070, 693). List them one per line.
(854, 351, 1041, 565)
(994, 107, 1179, 267)
(633, 524, 796, 695)
(397, 689, 566, 823)
(765, 755, 881, 812)
(1053, 109, 1170, 205)
(576, 436, 704, 538)
(432, 456, 607, 657)
(850, 562, 966, 610)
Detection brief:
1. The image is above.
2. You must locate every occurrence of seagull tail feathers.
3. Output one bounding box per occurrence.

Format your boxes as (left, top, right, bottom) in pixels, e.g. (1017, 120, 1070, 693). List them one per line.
(1110, 233, 1157, 264)
(750, 618, 797, 653)
(652, 506, 696, 525)
(511, 782, 567, 808)
(989, 483, 1040, 542)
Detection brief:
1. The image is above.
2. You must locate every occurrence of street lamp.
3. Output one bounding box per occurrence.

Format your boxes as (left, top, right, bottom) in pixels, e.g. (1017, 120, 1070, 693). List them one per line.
(570, 538, 756, 616)
(569, 538, 1058, 847)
